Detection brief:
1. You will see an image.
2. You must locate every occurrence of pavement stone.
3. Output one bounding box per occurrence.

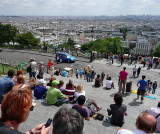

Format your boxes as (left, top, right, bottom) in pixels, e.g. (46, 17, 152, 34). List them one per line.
(0, 50, 160, 134)
(20, 63, 160, 134)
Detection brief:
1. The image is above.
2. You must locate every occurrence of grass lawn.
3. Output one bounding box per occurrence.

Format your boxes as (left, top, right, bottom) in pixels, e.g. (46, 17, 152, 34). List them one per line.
(0, 64, 26, 75)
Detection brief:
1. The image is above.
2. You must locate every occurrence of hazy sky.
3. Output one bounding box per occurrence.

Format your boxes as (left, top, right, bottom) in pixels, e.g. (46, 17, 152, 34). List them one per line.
(0, 0, 160, 16)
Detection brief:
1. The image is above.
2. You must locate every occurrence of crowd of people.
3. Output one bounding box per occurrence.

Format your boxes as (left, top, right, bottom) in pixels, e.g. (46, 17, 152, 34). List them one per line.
(0, 56, 159, 134)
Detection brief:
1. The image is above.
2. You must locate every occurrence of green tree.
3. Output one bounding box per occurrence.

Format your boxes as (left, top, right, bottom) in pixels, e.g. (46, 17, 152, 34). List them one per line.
(15, 32, 39, 47)
(0, 23, 19, 45)
(0, 23, 8, 44)
(81, 37, 122, 54)
(5, 24, 19, 45)
(67, 38, 76, 46)
(153, 44, 160, 57)
(120, 28, 130, 41)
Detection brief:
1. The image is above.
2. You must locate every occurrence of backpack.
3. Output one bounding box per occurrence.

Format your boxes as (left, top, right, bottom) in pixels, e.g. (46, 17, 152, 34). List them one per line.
(92, 113, 104, 121)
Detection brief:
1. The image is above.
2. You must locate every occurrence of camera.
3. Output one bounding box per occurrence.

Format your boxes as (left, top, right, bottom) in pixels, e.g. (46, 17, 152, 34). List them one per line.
(45, 118, 52, 127)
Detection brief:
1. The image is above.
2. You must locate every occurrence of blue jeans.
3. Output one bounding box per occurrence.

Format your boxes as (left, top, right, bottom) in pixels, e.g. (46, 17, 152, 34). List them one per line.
(29, 72, 36, 79)
(54, 98, 68, 107)
(152, 87, 156, 94)
(86, 73, 91, 82)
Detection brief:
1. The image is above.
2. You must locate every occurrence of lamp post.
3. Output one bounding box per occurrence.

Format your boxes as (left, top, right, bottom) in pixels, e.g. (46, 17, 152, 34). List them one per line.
(43, 26, 46, 52)
(90, 49, 92, 62)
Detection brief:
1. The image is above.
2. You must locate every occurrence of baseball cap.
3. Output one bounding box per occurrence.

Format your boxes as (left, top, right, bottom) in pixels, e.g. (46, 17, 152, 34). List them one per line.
(52, 80, 59, 86)
(38, 79, 46, 85)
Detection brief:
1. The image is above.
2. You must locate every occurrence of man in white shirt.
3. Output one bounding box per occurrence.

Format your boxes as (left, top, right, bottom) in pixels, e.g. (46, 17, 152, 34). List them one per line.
(106, 77, 114, 89)
(117, 112, 157, 134)
(30, 58, 37, 79)
(132, 65, 137, 78)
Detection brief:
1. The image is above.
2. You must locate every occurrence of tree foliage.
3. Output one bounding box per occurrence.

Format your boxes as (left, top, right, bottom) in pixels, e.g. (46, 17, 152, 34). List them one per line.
(15, 32, 39, 47)
(0, 23, 19, 45)
(120, 28, 130, 41)
(153, 44, 160, 57)
(67, 38, 76, 46)
(81, 37, 123, 54)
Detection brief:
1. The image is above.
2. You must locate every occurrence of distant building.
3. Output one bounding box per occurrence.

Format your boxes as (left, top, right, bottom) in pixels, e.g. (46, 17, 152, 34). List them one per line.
(122, 41, 130, 48)
(131, 36, 151, 56)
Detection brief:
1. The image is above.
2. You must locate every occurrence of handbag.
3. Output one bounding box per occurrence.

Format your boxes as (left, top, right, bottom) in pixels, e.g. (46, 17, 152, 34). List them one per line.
(27, 64, 32, 73)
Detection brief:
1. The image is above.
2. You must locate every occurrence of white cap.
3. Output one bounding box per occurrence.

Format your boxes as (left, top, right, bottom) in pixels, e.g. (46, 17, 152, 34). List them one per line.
(38, 79, 46, 85)
(40, 61, 43, 64)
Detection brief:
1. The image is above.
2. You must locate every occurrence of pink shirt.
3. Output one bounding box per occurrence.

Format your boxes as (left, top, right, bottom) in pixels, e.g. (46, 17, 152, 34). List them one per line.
(120, 71, 128, 81)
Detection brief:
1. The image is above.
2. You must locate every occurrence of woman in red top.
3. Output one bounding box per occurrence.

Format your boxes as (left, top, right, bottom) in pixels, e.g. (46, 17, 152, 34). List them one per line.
(48, 59, 54, 77)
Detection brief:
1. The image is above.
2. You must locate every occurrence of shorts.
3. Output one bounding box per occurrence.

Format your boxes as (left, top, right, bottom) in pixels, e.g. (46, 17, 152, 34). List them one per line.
(48, 70, 53, 76)
(84, 99, 95, 116)
(137, 88, 146, 96)
(84, 99, 95, 107)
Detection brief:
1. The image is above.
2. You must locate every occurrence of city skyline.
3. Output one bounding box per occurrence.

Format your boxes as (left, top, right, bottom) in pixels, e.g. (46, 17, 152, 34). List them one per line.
(0, 0, 160, 16)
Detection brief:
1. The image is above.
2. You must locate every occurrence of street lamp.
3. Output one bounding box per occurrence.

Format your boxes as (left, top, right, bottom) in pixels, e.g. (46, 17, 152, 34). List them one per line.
(43, 26, 46, 52)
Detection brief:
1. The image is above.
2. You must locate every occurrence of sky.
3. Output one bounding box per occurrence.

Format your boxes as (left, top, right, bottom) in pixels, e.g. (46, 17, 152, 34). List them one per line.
(0, 0, 160, 16)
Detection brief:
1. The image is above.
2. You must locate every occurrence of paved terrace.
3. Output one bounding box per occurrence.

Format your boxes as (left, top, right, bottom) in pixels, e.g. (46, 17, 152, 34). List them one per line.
(0, 51, 160, 134)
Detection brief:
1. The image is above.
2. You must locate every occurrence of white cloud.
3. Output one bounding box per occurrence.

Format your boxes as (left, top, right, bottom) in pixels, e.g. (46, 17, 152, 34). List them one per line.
(0, 0, 160, 16)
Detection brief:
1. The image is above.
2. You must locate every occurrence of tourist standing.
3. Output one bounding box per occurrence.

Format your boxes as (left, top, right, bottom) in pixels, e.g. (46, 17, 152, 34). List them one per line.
(152, 81, 157, 94)
(148, 58, 153, 68)
(75, 69, 79, 79)
(132, 65, 137, 78)
(83, 68, 87, 80)
(48, 59, 54, 77)
(86, 65, 92, 82)
(143, 57, 147, 67)
(37, 61, 44, 79)
(30, 58, 37, 79)
(137, 75, 147, 103)
(121, 54, 124, 66)
(137, 66, 141, 77)
(119, 67, 128, 94)
(79, 68, 83, 79)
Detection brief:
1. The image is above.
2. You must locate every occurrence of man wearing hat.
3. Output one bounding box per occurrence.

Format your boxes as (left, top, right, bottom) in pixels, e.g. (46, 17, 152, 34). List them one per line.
(34, 79, 47, 99)
(47, 80, 69, 106)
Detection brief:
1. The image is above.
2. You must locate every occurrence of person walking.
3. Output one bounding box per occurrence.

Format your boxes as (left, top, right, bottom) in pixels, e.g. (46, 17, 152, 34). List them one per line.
(132, 65, 137, 78)
(148, 58, 153, 69)
(143, 57, 147, 67)
(119, 67, 128, 94)
(137, 75, 147, 103)
(121, 55, 124, 66)
(137, 66, 141, 77)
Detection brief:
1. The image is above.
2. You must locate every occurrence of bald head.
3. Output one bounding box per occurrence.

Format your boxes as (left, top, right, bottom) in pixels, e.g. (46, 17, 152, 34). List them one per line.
(136, 112, 157, 133)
